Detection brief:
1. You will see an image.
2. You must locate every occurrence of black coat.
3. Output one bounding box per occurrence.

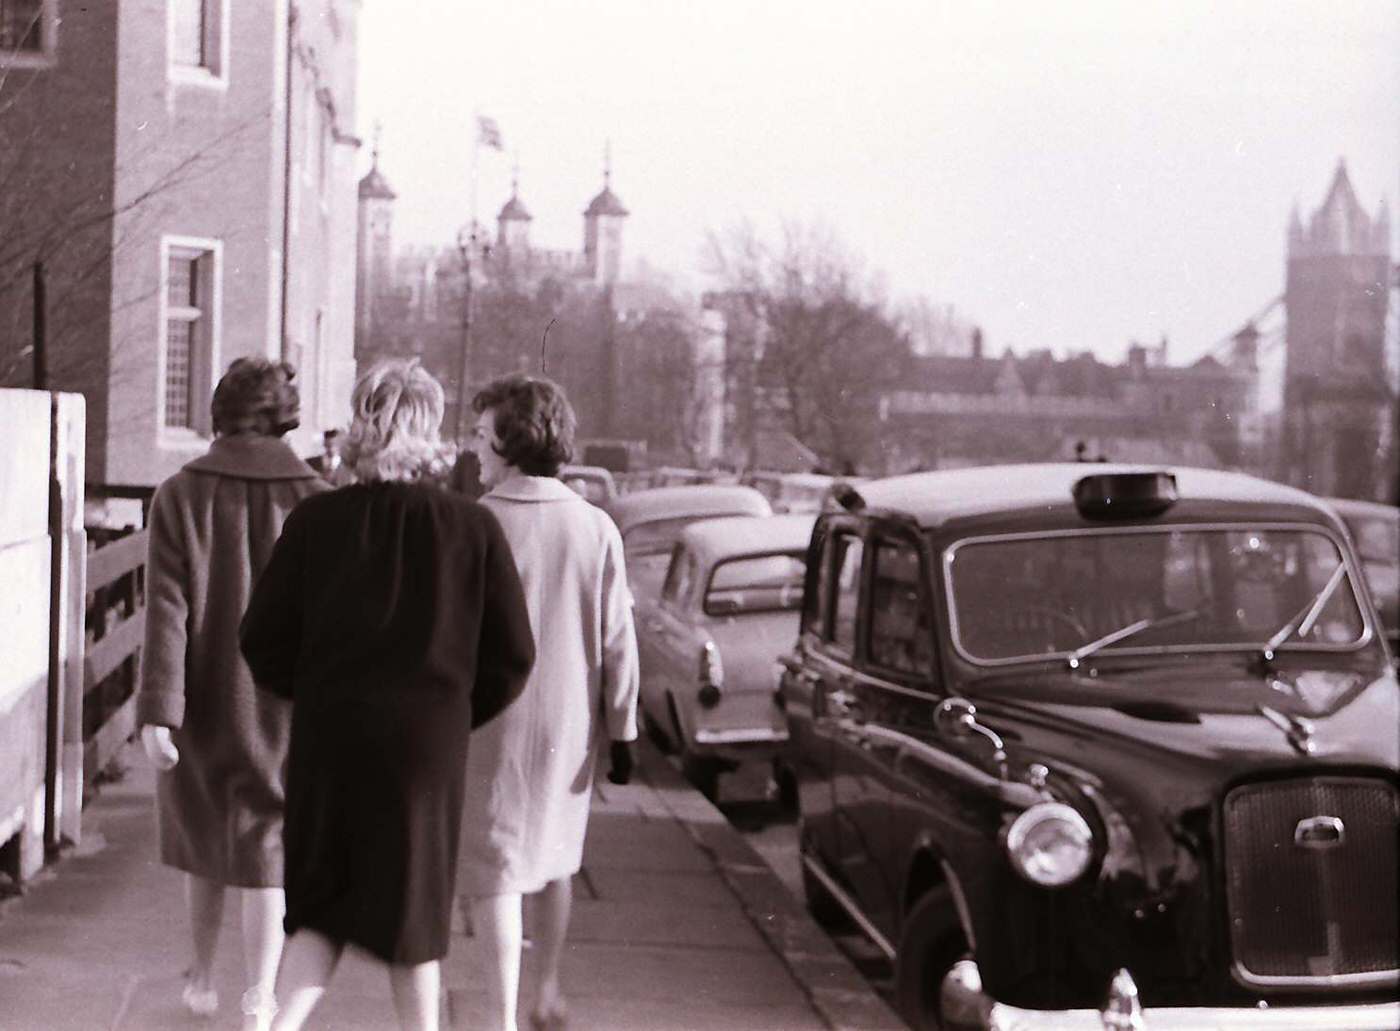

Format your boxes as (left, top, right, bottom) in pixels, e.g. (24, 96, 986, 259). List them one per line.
(240, 482, 535, 963)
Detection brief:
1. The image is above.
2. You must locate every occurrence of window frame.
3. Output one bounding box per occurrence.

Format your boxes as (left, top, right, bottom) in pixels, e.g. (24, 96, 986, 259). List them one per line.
(805, 516, 867, 663)
(168, 0, 229, 87)
(158, 235, 222, 444)
(864, 526, 939, 686)
(0, 0, 57, 69)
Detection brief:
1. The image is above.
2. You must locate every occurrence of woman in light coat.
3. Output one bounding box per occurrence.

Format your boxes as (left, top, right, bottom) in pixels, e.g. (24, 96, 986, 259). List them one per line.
(460, 374, 640, 1031)
(137, 358, 327, 1031)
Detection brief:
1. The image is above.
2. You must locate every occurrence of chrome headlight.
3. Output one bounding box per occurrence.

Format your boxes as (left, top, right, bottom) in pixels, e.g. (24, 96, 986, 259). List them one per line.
(1006, 802, 1094, 887)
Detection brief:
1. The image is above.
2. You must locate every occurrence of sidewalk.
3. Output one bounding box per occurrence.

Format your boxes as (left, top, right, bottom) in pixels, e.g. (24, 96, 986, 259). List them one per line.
(0, 739, 903, 1031)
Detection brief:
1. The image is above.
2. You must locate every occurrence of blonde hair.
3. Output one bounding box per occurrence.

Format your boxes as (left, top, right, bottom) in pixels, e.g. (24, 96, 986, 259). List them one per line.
(342, 360, 452, 483)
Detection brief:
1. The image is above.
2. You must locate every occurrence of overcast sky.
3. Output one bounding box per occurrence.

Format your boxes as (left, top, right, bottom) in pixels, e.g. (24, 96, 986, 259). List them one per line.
(356, 1, 1397, 365)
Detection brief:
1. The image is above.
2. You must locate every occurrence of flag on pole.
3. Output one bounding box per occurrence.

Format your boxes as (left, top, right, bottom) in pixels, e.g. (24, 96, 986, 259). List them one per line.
(477, 115, 504, 151)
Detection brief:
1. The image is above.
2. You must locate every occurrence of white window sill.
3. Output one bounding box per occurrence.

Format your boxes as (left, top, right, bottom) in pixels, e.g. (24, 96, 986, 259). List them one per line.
(0, 50, 55, 70)
(169, 66, 227, 90)
(158, 428, 212, 450)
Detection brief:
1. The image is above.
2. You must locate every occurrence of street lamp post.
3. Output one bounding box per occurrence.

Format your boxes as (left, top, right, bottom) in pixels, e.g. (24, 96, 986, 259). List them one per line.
(455, 223, 476, 443)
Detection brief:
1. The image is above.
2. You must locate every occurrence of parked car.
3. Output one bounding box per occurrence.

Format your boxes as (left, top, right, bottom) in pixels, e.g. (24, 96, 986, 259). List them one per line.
(559, 464, 618, 507)
(607, 485, 772, 603)
(777, 464, 1399, 1030)
(1326, 497, 1399, 659)
(635, 514, 815, 798)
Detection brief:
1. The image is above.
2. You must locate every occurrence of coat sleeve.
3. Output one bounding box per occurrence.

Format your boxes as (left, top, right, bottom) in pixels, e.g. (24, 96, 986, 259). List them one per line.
(469, 509, 535, 730)
(598, 519, 640, 743)
(136, 482, 191, 728)
(238, 501, 309, 699)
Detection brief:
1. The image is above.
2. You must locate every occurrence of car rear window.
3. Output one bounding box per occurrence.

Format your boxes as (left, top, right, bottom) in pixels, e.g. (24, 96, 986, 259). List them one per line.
(704, 551, 806, 616)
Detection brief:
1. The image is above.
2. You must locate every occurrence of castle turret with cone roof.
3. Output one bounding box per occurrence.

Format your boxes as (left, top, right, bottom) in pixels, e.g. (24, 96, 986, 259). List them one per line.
(355, 132, 397, 346)
(583, 147, 629, 286)
(496, 169, 533, 257)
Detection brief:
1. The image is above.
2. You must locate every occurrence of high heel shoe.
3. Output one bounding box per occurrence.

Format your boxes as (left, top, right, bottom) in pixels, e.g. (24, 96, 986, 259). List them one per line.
(528, 1003, 568, 1030)
(240, 985, 278, 1031)
(181, 979, 219, 1018)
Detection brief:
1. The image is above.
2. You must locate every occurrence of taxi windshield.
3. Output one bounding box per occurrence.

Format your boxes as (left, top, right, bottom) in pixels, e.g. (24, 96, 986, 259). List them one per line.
(945, 525, 1368, 665)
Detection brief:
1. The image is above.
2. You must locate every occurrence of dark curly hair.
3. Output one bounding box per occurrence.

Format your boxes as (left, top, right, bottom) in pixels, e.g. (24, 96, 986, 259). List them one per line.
(472, 374, 576, 477)
(210, 357, 301, 437)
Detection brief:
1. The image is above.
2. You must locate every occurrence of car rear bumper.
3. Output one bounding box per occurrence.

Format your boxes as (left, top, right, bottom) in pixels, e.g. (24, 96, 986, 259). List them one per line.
(985, 998, 1400, 1029)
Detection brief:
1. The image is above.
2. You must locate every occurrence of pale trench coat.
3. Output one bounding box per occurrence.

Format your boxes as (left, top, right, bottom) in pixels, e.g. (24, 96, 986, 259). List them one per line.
(458, 474, 639, 896)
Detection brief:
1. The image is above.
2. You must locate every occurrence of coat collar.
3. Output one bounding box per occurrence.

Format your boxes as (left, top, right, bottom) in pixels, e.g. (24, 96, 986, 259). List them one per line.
(184, 434, 321, 481)
(486, 473, 582, 504)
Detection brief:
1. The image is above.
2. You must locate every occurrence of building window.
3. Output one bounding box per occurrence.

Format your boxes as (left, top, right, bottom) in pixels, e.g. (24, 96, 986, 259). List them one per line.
(0, 0, 41, 51)
(170, 0, 224, 79)
(1, 0, 55, 66)
(162, 241, 219, 437)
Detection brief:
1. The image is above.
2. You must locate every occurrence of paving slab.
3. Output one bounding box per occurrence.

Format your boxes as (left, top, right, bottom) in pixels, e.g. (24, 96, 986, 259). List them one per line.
(0, 738, 902, 1031)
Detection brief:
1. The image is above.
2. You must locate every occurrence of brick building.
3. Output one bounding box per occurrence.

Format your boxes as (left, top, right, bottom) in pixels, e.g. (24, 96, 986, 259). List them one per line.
(0, 0, 360, 488)
(877, 330, 1262, 476)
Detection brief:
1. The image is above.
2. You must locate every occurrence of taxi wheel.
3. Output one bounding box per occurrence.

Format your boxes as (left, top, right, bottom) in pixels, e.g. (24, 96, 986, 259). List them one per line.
(895, 888, 973, 1031)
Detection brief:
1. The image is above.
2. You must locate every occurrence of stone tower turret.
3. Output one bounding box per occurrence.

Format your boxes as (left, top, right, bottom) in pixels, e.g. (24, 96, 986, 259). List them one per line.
(1280, 159, 1394, 498)
(582, 147, 628, 286)
(355, 135, 397, 349)
(496, 172, 533, 259)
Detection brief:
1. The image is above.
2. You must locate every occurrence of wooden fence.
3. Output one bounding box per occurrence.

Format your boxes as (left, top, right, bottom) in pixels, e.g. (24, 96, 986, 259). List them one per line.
(82, 527, 148, 791)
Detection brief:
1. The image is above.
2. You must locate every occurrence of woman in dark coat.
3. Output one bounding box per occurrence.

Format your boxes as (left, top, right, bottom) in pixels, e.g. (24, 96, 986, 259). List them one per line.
(239, 359, 535, 1031)
(136, 357, 325, 1031)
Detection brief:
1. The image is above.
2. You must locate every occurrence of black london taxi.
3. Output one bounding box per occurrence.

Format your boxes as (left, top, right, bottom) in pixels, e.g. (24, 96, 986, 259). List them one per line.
(776, 464, 1399, 1029)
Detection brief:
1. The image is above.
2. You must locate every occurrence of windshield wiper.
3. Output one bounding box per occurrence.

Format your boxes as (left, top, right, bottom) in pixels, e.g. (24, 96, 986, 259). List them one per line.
(1259, 563, 1348, 661)
(1066, 608, 1204, 669)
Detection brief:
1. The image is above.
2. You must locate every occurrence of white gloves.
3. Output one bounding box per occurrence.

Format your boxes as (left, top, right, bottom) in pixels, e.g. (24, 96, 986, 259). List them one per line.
(141, 724, 180, 770)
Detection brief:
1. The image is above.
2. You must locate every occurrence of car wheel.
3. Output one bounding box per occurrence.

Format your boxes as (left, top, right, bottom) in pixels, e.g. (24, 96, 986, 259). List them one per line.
(797, 821, 853, 930)
(681, 750, 722, 802)
(894, 888, 975, 1031)
(641, 706, 674, 754)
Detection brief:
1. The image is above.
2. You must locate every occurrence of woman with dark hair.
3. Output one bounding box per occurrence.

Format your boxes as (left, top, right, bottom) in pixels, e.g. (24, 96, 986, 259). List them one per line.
(459, 374, 640, 1031)
(239, 360, 535, 1031)
(136, 357, 327, 1031)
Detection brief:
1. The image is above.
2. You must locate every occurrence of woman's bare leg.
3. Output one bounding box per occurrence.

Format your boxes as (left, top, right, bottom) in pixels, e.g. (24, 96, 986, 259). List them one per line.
(531, 877, 573, 1021)
(388, 960, 441, 1031)
(471, 893, 523, 1031)
(239, 887, 285, 1030)
(269, 928, 342, 1031)
(185, 874, 225, 995)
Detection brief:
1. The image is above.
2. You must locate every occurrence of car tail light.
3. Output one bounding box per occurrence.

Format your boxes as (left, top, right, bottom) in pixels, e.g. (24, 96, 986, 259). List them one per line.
(697, 641, 723, 708)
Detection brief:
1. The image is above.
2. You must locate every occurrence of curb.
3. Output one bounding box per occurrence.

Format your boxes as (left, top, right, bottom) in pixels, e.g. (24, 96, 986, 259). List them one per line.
(637, 739, 906, 1031)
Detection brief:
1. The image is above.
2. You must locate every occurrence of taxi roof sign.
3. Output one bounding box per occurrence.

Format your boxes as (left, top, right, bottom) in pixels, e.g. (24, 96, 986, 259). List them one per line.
(1073, 471, 1178, 519)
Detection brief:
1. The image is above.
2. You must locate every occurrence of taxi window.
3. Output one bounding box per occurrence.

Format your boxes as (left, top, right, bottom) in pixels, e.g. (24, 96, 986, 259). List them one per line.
(868, 536, 934, 676)
(802, 526, 832, 634)
(831, 534, 864, 654)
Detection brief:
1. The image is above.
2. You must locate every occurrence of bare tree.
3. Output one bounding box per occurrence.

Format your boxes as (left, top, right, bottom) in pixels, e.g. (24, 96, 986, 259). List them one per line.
(705, 219, 911, 472)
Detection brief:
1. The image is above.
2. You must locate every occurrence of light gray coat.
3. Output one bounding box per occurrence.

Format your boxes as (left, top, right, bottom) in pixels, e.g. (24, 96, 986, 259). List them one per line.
(458, 474, 639, 895)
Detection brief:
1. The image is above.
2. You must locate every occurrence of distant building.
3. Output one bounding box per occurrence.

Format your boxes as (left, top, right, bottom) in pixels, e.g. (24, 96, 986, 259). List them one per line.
(0, 0, 361, 489)
(353, 152, 635, 439)
(1278, 160, 1394, 500)
(878, 332, 1261, 476)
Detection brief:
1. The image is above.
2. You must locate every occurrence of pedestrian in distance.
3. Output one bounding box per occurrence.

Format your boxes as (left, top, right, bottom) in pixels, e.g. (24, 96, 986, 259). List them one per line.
(239, 359, 535, 1031)
(306, 427, 352, 485)
(136, 357, 328, 1031)
(459, 374, 641, 1031)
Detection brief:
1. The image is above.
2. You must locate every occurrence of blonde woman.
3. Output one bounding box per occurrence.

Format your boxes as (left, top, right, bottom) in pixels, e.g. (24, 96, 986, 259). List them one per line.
(240, 360, 535, 1031)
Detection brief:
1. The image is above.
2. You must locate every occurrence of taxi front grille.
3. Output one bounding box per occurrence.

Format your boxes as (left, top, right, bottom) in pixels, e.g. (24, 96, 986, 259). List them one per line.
(1223, 776, 1399, 985)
